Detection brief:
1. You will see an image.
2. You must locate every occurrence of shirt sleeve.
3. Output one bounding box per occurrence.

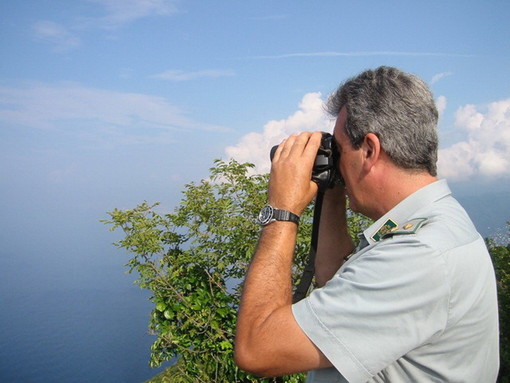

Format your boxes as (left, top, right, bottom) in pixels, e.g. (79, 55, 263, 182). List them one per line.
(292, 235, 449, 383)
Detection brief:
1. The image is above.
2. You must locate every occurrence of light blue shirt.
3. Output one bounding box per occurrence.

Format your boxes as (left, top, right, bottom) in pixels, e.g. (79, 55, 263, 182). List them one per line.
(292, 180, 499, 383)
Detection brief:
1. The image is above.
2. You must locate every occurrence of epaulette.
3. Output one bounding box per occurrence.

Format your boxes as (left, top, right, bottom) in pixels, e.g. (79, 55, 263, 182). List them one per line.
(381, 217, 429, 240)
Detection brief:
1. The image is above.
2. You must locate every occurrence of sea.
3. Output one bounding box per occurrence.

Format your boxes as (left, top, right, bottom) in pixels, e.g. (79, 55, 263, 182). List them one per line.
(0, 212, 170, 383)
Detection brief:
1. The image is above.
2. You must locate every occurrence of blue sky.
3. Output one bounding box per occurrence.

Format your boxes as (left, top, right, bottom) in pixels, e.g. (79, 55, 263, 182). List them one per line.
(1, 0, 509, 252)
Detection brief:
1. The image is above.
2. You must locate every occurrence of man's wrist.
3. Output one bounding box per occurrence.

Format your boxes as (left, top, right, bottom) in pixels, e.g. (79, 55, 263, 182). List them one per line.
(259, 220, 299, 247)
(257, 205, 300, 226)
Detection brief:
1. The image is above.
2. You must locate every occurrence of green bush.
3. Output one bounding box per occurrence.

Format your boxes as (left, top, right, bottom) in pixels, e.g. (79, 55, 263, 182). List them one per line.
(488, 223, 510, 382)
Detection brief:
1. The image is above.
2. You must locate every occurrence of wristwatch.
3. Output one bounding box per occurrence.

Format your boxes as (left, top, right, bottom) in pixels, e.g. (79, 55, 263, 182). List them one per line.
(257, 205, 300, 226)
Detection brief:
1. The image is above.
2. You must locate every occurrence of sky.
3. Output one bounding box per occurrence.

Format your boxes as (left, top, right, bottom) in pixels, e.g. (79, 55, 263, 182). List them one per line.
(1, 0, 510, 263)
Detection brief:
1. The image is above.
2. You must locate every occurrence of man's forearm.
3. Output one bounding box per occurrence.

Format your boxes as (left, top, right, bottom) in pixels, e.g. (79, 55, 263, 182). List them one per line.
(235, 220, 334, 377)
(236, 222, 297, 340)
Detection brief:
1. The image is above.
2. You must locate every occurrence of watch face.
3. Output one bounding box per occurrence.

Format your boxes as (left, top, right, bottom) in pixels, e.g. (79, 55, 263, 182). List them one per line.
(257, 205, 274, 225)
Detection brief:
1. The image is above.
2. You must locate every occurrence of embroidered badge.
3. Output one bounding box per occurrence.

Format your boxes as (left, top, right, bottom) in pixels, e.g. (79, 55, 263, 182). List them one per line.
(371, 219, 398, 242)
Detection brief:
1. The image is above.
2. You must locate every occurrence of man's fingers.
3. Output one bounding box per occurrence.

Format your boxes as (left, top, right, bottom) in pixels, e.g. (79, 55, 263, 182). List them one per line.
(288, 132, 313, 159)
(274, 132, 321, 162)
(268, 132, 322, 215)
(276, 134, 299, 160)
(272, 135, 292, 162)
(303, 132, 323, 159)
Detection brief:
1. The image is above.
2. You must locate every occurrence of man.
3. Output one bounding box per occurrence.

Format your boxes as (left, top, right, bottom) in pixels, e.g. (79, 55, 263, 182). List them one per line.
(234, 66, 499, 382)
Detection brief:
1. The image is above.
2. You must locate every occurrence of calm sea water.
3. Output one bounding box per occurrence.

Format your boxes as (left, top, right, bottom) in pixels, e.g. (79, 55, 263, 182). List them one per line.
(0, 287, 167, 383)
(0, 226, 170, 382)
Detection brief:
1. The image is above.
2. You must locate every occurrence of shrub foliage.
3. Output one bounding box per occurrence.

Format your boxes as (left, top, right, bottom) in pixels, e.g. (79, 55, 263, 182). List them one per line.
(488, 225, 510, 382)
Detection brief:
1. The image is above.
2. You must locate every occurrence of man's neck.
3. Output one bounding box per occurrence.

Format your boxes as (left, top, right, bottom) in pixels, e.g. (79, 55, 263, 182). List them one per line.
(368, 167, 437, 221)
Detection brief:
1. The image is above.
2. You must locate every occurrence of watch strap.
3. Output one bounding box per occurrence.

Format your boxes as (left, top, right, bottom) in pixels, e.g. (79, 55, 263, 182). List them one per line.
(273, 208, 300, 225)
(258, 205, 300, 226)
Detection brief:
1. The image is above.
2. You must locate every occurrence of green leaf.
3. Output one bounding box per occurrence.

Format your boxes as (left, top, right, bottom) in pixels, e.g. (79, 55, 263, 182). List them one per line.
(163, 310, 173, 320)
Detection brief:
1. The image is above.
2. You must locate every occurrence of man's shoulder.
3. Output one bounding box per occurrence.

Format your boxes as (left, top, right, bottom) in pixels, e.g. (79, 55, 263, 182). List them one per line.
(412, 194, 481, 251)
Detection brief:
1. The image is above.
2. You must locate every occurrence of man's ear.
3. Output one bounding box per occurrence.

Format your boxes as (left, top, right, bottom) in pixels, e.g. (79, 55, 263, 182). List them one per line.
(361, 133, 381, 171)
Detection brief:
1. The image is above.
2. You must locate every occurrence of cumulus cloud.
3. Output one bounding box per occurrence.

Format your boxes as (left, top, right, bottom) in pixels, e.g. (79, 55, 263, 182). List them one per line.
(225, 92, 510, 182)
(150, 69, 235, 81)
(0, 83, 228, 145)
(224, 92, 334, 174)
(438, 99, 510, 181)
(33, 21, 80, 51)
(435, 95, 447, 118)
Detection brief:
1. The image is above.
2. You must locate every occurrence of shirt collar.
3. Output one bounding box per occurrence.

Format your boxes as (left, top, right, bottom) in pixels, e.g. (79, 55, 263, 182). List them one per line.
(362, 179, 451, 246)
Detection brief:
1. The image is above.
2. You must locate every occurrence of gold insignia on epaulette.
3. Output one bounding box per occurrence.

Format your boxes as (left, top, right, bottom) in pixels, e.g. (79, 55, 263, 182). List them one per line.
(382, 218, 429, 239)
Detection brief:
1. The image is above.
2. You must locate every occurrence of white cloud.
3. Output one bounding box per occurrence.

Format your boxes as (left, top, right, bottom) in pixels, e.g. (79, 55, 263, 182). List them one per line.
(225, 92, 510, 182)
(33, 21, 80, 51)
(431, 71, 453, 85)
(438, 99, 510, 181)
(150, 69, 235, 81)
(0, 83, 228, 145)
(454, 104, 484, 132)
(33, 0, 178, 51)
(224, 92, 334, 174)
(435, 95, 447, 117)
(86, 0, 178, 28)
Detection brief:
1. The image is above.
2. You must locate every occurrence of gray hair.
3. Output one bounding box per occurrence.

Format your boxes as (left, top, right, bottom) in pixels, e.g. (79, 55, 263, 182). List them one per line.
(326, 66, 439, 176)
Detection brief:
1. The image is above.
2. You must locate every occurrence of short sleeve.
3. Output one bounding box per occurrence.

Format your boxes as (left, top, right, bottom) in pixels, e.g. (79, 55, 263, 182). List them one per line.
(292, 236, 449, 383)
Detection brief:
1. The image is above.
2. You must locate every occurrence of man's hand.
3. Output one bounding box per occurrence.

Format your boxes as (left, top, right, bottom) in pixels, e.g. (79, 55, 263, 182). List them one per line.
(268, 132, 322, 216)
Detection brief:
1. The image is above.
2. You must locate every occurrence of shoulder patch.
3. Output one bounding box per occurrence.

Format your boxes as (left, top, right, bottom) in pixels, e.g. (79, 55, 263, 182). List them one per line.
(381, 217, 428, 239)
(372, 219, 398, 241)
